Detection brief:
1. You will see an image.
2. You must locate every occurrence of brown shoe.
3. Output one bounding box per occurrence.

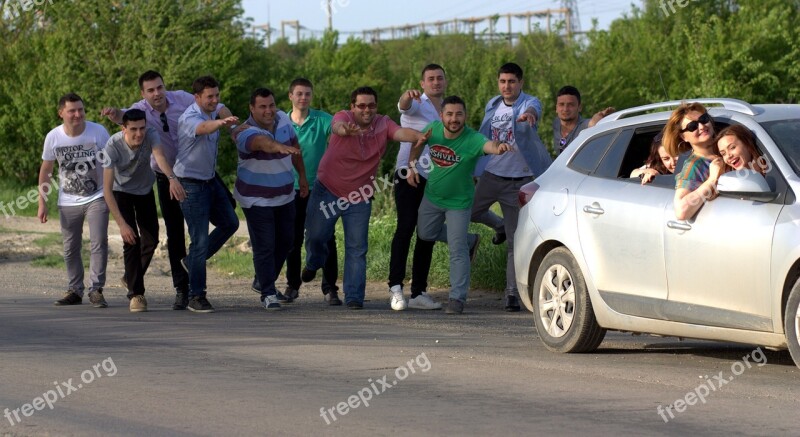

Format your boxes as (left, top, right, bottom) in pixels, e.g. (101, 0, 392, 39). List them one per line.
(54, 291, 82, 306)
(88, 289, 108, 308)
(129, 295, 148, 312)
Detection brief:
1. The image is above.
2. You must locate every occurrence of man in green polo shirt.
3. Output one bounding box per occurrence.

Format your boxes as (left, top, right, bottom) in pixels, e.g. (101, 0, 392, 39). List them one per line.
(283, 78, 341, 304)
(408, 95, 510, 314)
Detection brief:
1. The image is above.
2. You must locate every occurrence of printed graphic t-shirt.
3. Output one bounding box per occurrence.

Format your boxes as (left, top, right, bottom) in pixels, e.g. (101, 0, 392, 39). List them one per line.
(423, 121, 488, 210)
(42, 122, 110, 206)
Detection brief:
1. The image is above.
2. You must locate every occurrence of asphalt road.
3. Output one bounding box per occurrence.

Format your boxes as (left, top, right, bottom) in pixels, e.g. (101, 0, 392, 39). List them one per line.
(0, 258, 798, 437)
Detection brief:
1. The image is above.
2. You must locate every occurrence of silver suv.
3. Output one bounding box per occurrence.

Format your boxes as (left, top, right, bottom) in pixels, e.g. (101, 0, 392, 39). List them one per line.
(514, 98, 800, 368)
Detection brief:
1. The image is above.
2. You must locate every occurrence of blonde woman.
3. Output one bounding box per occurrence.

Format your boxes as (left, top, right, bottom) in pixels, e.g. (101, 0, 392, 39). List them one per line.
(663, 102, 724, 220)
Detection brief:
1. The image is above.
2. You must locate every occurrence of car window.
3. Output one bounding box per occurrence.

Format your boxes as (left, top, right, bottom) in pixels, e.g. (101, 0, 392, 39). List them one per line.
(568, 132, 616, 175)
(762, 119, 800, 176)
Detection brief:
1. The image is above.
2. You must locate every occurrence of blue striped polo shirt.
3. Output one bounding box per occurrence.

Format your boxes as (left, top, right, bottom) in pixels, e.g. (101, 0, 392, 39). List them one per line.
(234, 112, 298, 208)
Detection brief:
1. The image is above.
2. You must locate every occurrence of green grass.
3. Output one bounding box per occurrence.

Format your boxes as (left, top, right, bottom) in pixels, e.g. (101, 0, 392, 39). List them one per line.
(0, 180, 57, 219)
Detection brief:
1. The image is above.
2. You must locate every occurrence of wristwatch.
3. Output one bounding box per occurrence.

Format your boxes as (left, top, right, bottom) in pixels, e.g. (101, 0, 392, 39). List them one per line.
(168, 175, 177, 180)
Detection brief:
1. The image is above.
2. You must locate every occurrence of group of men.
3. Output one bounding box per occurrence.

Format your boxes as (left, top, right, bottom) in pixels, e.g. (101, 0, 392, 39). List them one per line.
(37, 62, 612, 315)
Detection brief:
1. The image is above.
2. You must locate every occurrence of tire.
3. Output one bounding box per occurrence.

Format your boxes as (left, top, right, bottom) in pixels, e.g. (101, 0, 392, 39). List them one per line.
(532, 247, 605, 353)
(784, 280, 800, 369)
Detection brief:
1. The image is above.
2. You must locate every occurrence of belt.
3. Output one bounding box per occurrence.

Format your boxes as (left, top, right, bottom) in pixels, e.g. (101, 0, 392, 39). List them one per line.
(495, 175, 531, 181)
(178, 177, 213, 184)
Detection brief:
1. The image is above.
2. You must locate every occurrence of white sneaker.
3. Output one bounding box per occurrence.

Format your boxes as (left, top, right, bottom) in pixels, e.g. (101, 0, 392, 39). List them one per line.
(389, 285, 406, 311)
(408, 293, 442, 310)
(263, 294, 282, 310)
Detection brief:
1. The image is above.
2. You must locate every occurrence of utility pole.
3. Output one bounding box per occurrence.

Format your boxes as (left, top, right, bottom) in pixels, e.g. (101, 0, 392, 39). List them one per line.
(327, 0, 332, 31)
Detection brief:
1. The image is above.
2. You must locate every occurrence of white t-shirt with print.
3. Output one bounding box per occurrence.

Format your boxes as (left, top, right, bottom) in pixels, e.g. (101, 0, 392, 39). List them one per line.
(42, 122, 110, 206)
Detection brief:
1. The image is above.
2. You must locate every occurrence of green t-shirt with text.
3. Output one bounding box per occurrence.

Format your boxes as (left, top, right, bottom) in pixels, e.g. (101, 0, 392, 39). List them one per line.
(423, 121, 487, 209)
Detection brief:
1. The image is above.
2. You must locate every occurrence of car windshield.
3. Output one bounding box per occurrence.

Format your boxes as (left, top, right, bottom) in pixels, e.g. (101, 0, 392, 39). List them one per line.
(762, 119, 800, 175)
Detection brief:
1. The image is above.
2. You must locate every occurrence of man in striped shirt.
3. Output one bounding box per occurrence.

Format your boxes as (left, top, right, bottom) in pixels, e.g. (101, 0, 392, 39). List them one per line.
(234, 88, 305, 310)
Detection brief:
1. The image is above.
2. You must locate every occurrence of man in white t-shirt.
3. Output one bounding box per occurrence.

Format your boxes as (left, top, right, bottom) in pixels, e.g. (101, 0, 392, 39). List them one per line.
(38, 93, 111, 307)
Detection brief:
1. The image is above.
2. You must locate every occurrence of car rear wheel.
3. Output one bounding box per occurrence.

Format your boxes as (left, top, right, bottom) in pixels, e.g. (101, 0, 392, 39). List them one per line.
(784, 279, 800, 369)
(533, 247, 605, 353)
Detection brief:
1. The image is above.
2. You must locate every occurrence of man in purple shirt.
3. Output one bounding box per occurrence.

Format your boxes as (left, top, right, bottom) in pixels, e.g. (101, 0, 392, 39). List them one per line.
(102, 71, 233, 310)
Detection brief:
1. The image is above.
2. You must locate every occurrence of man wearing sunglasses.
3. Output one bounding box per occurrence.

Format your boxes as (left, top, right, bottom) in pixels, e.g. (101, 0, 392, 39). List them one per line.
(552, 85, 615, 154)
(101, 71, 234, 310)
(302, 86, 430, 309)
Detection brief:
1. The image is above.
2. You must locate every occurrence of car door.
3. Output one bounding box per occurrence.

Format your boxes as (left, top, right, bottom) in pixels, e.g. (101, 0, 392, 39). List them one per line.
(573, 129, 670, 307)
(663, 181, 781, 331)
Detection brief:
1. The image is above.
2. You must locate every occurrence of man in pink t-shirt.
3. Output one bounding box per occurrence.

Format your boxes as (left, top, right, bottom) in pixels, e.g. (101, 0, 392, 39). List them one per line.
(301, 86, 429, 309)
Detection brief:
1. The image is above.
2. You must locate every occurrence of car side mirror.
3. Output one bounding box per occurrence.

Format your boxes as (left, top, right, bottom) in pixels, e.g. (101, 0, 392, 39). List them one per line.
(717, 170, 776, 202)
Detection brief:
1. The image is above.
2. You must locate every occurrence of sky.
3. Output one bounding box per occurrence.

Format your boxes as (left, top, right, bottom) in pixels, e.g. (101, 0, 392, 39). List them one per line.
(241, 0, 644, 43)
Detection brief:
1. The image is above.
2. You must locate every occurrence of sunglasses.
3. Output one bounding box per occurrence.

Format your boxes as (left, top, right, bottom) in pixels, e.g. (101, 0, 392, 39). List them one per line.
(559, 137, 567, 147)
(160, 112, 169, 132)
(680, 113, 711, 133)
(354, 103, 377, 110)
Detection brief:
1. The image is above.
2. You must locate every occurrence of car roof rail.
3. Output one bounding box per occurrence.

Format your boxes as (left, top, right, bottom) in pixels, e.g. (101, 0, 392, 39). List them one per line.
(597, 98, 757, 124)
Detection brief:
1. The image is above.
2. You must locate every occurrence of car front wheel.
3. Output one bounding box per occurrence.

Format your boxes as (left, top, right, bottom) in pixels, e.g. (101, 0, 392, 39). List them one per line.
(784, 279, 800, 369)
(533, 247, 605, 353)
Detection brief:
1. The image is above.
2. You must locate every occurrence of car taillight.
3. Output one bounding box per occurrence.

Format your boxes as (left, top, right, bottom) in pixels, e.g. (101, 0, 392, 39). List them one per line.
(518, 181, 540, 207)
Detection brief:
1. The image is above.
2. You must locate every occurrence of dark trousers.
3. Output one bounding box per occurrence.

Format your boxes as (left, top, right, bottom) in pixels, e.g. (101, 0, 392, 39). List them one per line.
(114, 189, 159, 298)
(155, 173, 189, 293)
(243, 201, 295, 300)
(286, 189, 339, 293)
(388, 170, 434, 296)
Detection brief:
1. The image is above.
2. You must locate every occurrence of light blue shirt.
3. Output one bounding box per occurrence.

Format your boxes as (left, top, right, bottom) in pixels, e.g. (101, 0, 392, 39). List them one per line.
(476, 91, 551, 178)
(174, 102, 220, 181)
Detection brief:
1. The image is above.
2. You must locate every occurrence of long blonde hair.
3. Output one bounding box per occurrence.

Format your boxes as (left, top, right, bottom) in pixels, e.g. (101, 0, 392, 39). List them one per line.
(662, 102, 711, 158)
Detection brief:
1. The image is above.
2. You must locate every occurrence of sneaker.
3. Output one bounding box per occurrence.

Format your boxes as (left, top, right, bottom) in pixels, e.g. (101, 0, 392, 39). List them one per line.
(445, 298, 464, 314)
(347, 301, 364, 310)
(54, 291, 82, 306)
(172, 291, 189, 310)
(284, 287, 299, 302)
(187, 296, 215, 313)
(129, 295, 148, 312)
(262, 294, 281, 310)
(251, 276, 261, 294)
(505, 295, 521, 312)
(389, 285, 407, 311)
(119, 276, 128, 291)
(492, 230, 507, 245)
(275, 291, 289, 303)
(180, 257, 189, 273)
(408, 293, 442, 310)
(88, 289, 108, 308)
(325, 291, 343, 306)
(468, 233, 481, 263)
(301, 267, 317, 283)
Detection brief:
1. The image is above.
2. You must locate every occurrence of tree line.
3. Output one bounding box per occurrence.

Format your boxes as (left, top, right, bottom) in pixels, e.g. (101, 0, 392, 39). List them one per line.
(1, 0, 798, 185)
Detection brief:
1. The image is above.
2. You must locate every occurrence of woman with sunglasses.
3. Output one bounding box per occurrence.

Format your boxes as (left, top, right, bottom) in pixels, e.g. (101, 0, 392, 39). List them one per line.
(663, 102, 724, 220)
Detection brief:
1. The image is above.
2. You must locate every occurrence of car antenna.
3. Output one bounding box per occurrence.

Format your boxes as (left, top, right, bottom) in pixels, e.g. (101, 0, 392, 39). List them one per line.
(658, 69, 669, 101)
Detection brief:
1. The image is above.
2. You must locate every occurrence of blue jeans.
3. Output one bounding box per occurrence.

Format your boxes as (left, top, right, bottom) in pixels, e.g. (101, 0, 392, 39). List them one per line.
(416, 196, 473, 302)
(243, 201, 295, 300)
(304, 181, 371, 304)
(179, 177, 239, 297)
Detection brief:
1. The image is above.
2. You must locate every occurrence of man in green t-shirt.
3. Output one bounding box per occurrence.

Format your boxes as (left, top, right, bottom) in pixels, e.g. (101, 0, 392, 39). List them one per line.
(282, 78, 341, 304)
(408, 96, 510, 314)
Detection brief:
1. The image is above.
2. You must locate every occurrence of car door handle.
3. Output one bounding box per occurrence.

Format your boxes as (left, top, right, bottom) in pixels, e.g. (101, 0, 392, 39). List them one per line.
(667, 221, 692, 231)
(582, 205, 604, 215)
